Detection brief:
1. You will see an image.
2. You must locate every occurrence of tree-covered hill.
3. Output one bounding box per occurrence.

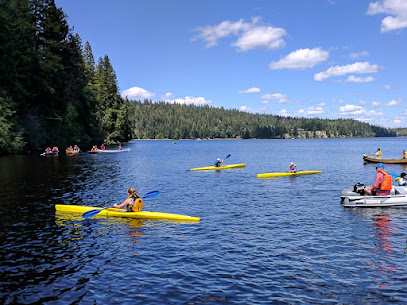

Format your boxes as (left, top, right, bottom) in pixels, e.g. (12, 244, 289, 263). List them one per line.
(130, 100, 396, 140)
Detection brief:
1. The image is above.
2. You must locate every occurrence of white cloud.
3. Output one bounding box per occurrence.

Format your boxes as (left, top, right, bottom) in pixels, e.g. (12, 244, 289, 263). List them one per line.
(260, 93, 288, 103)
(262, 100, 270, 104)
(239, 105, 272, 113)
(338, 104, 384, 116)
(121, 87, 155, 100)
(232, 26, 286, 51)
(393, 119, 402, 124)
(193, 17, 287, 51)
(161, 92, 175, 100)
(169, 96, 212, 106)
(367, 0, 407, 32)
(384, 84, 392, 89)
(279, 109, 289, 117)
(299, 105, 325, 115)
(314, 62, 380, 81)
(345, 75, 375, 83)
(239, 87, 261, 94)
(372, 101, 381, 106)
(269, 48, 329, 70)
(349, 51, 369, 59)
(372, 99, 401, 106)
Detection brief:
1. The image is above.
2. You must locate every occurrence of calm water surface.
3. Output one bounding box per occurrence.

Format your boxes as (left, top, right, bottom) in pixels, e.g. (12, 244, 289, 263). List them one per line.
(1, 138, 407, 304)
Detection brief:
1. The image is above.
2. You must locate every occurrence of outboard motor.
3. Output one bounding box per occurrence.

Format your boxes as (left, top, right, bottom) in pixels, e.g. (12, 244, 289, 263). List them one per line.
(353, 183, 365, 195)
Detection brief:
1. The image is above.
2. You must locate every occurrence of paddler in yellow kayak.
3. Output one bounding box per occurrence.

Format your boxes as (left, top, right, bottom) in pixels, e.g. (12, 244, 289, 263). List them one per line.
(113, 188, 143, 212)
(289, 162, 297, 173)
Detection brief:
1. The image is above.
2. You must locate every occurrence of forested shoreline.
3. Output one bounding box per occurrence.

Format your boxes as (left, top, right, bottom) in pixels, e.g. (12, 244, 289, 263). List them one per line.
(0, 0, 403, 155)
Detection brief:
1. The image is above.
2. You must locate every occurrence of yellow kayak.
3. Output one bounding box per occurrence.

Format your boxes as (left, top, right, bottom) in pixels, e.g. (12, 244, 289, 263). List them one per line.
(257, 170, 322, 179)
(190, 163, 246, 171)
(55, 205, 200, 221)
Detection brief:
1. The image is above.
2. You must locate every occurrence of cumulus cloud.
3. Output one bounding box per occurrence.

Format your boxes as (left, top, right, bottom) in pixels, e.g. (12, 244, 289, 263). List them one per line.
(349, 51, 369, 59)
(299, 105, 325, 115)
(193, 17, 287, 51)
(269, 48, 329, 70)
(338, 104, 384, 116)
(161, 92, 175, 100)
(345, 75, 375, 83)
(314, 62, 380, 81)
(372, 99, 401, 106)
(239, 87, 261, 94)
(260, 93, 288, 103)
(169, 96, 212, 106)
(121, 87, 155, 100)
(279, 109, 289, 117)
(393, 119, 402, 124)
(367, 0, 407, 32)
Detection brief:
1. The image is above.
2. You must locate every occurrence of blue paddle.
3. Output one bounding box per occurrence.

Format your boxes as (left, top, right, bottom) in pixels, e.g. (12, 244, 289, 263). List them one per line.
(82, 191, 160, 219)
(223, 154, 231, 161)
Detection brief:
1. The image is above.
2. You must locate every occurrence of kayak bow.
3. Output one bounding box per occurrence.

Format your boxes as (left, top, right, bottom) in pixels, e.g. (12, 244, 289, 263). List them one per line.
(257, 170, 322, 178)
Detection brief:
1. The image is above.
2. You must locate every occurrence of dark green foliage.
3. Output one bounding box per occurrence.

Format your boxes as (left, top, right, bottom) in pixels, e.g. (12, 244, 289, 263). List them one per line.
(129, 101, 396, 140)
(0, 0, 131, 154)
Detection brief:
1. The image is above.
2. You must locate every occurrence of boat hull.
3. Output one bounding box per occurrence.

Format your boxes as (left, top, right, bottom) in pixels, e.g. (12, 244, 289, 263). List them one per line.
(55, 204, 200, 221)
(340, 186, 407, 207)
(190, 163, 246, 171)
(363, 155, 407, 164)
(66, 150, 79, 155)
(98, 148, 130, 153)
(257, 170, 322, 178)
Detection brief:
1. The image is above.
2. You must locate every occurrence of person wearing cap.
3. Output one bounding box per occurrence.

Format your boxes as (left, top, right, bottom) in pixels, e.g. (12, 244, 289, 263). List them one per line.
(364, 163, 392, 196)
(398, 173, 407, 186)
(289, 162, 297, 173)
(215, 158, 223, 167)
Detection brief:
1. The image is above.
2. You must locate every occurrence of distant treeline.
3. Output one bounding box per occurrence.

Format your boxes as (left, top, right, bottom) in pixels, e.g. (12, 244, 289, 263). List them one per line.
(0, 0, 132, 154)
(130, 101, 395, 140)
(0, 0, 400, 155)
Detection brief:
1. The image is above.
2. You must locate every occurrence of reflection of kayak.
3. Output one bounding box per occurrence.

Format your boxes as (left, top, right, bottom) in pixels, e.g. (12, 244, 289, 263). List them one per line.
(55, 205, 200, 221)
(363, 154, 407, 164)
(190, 163, 246, 171)
(98, 148, 130, 153)
(257, 170, 322, 178)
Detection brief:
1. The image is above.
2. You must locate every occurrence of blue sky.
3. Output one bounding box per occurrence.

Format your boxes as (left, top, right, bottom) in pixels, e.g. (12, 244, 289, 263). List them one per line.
(55, 0, 407, 128)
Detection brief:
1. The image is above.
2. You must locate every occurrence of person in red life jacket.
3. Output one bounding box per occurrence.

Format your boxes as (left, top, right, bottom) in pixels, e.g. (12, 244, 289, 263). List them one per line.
(45, 146, 51, 153)
(364, 163, 392, 196)
(289, 162, 297, 173)
(100, 144, 105, 150)
(52, 146, 59, 152)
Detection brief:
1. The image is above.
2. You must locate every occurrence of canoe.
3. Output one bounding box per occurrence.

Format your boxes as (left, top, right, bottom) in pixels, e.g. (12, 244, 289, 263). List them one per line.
(190, 163, 246, 171)
(41, 151, 59, 156)
(98, 148, 130, 153)
(257, 170, 322, 179)
(363, 154, 407, 164)
(66, 150, 79, 155)
(55, 204, 200, 221)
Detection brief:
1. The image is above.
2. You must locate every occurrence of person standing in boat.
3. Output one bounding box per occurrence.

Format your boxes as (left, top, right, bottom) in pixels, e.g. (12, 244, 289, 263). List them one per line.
(372, 148, 382, 159)
(364, 163, 392, 196)
(113, 188, 143, 212)
(289, 162, 297, 173)
(398, 173, 407, 186)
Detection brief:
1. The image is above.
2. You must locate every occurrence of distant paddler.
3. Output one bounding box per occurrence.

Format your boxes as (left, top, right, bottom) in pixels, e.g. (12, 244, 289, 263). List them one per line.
(289, 162, 297, 173)
(402, 150, 407, 159)
(90, 145, 98, 152)
(371, 148, 382, 159)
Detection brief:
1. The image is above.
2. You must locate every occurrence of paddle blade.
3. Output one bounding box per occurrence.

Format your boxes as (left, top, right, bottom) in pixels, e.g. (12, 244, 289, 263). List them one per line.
(224, 154, 231, 160)
(389, 173, 399, 178)
(142, 191, 160, 199)
(82, 209, 103, 219)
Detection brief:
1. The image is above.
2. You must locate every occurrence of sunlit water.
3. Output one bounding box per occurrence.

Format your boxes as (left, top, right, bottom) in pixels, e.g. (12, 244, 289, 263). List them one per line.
(1, 138, 407, 304)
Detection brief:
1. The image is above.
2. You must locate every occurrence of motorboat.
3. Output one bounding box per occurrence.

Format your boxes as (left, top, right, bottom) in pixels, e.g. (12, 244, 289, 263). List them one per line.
(340, 183, 407, 207)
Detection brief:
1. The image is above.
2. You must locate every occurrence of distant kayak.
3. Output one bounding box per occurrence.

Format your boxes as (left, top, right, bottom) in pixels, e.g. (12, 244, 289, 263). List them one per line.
(257, 170, 322, 178)
(98, 148, 130, 153)
(41, 151, 58, 156)
(55, 204, 200, 221)
(363, 154, 407, 164)
(66, 150, 79, 155)
(190, 163, 246, 171)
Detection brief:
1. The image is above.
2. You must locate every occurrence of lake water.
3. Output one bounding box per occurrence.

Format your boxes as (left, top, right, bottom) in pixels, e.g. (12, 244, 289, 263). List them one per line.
(1, 138, 407, 304)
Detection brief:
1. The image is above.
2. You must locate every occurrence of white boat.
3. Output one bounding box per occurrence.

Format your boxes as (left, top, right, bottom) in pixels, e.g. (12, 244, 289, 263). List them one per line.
(98, 148, 130, 153)
(340, 183, 407, 207)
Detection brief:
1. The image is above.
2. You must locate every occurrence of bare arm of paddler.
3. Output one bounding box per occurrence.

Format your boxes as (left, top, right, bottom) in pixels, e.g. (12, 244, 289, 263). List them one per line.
(113, 198, 131, 209)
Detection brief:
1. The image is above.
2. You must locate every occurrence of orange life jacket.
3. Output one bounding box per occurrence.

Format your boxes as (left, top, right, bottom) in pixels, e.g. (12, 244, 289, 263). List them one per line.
(128, 196, 143, 212)
(380, 172, 392, 191)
